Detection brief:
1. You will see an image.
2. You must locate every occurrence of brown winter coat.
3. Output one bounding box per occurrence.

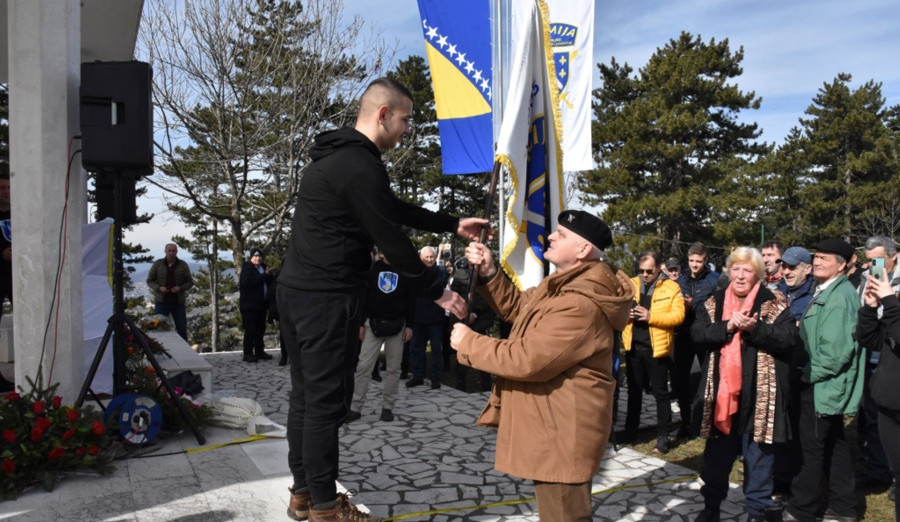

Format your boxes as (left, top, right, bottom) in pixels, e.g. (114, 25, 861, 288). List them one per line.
(456, 261, 633, 483)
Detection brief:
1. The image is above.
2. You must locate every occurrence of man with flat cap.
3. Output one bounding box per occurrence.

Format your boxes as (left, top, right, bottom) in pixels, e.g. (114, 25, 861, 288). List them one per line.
(450, 210, 634, 521)
(785, 238, 865, 522)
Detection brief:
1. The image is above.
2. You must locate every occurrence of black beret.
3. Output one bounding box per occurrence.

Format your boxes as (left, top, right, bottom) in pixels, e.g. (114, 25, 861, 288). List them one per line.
(811, 238, 855, 264)
(557, 210, 612, 251)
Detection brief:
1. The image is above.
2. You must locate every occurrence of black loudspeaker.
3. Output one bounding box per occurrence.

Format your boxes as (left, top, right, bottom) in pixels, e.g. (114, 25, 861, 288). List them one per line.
(95, 172, 138, 225)
(80, 61, 153, 175)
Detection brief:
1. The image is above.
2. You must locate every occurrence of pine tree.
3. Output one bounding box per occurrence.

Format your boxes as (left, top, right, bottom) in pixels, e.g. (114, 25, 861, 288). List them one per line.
(583, 32, 767, 266)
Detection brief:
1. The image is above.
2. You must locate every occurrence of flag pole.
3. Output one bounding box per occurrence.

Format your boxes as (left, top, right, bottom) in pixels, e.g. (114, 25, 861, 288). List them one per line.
(466, 160, 502, 305)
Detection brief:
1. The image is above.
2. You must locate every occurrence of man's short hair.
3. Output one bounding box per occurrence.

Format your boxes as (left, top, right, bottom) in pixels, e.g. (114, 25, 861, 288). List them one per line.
(864, 235, 897, 257)
(687, 242, 708, 259)
(761, 240, 785, 256)
(637, 250, 661, 266)
(362, 77, 413, 109)
(419, 246, 436, 256)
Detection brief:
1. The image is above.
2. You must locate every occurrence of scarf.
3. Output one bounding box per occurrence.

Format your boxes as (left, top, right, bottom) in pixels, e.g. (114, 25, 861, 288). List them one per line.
(714, 280, 761, 434)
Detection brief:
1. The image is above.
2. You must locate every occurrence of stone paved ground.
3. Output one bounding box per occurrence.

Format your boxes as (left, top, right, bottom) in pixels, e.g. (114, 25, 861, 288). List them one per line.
(0, 350, 747, 521)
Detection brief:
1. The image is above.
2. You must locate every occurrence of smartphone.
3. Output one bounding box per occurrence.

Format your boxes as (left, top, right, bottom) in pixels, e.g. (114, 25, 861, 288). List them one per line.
(872, 257, 885, 282)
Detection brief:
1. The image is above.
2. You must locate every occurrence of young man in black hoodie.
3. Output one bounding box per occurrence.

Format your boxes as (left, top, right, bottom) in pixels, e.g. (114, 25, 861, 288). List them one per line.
(277, 77, 488, 522)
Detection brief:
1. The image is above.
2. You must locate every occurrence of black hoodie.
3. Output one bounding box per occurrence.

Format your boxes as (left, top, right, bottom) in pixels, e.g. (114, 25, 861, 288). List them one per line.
(279, 127, 458, 299)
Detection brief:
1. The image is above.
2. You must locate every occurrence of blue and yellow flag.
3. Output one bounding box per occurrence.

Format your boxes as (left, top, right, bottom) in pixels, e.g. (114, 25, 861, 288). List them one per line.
(417, 0, 493, 174)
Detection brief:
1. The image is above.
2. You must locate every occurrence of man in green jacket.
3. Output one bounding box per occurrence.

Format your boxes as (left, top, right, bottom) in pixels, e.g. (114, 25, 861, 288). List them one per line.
(785, 238, 865, 522)
(146, 243, 194, 340)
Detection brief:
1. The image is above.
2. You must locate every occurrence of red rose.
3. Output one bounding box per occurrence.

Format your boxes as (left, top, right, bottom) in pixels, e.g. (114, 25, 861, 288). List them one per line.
(32, 400, 46, 415)
(76, 447, 86, 456)
(62, 428, 76, 441)
(35, 417, 52, 431)
(88, 446, 99, 456)
(66, 408, 80, 422)
(48, 447, 66, 460)
(2, 429, 15, 443)
(145, 366, 156, 376)
(30, 427, 44, 442)
(1, 458, 14, 474)
(52, 396, 63, 409)
(91, 420, 106, 436)
(4, 391, 20, 401)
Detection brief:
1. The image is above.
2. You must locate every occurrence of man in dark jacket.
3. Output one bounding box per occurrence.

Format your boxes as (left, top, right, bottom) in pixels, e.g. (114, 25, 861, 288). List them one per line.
(146, 243, 194, 340)
(348, 254, 415, 422)
(239, 249, 272, 363)
(673, 242, 719, 438)
(406, 246, 448, 390)
(277, 77, 487, 522)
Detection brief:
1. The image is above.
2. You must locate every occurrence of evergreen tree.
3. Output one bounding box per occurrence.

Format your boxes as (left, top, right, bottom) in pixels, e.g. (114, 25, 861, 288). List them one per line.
(582, 32, 767, 267)
(790, 74, 898, 244)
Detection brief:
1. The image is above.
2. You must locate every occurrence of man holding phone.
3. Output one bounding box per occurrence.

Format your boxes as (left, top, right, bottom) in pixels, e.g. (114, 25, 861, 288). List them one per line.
(856, 235, 900, 492)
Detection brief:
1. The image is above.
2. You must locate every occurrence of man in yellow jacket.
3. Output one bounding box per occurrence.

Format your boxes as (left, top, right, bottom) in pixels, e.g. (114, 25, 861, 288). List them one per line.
(620, 250, 685, 453)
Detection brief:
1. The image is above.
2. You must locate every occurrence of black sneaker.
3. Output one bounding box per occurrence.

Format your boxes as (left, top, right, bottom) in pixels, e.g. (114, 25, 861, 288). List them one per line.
(694, 508, 720, 522)
(256, 352, 274, 360)
(430, 381, 441, 390)
(379, 409, 394, 422)
(242, 355, 259, 363)
(345, 410, 361, 423)
(653, 437, 670, 455)
(405, 378, 424, 388)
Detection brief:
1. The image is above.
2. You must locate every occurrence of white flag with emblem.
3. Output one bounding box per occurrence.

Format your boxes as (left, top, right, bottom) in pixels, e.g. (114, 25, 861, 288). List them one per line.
(496, 0, 565, 290)
(546, 0, 594, 172)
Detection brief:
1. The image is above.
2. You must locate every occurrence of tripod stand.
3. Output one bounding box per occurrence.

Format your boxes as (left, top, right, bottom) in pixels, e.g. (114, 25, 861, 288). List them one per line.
(76, 172, 206, 445)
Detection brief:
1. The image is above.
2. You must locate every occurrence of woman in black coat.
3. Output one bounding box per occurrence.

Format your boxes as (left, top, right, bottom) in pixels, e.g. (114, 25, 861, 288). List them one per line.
(690, 247, 799, 522)
(857, 273, 900, 520)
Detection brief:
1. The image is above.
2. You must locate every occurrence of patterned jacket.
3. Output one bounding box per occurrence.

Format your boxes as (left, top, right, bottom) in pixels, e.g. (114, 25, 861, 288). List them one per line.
(690, 285, 799, 443)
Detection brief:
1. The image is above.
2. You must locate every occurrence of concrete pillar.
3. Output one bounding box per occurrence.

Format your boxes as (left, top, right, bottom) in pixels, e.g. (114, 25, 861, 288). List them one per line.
(8, 0, 84, 400)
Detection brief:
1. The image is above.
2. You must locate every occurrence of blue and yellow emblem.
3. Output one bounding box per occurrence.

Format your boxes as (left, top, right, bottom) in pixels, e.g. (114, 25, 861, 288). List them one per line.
(549, 23, 577, 96)
(378, 271, 399, 294)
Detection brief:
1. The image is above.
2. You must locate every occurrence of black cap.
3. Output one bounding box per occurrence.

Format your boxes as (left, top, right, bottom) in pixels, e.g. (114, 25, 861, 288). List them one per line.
(811, 238, 855, 263)
(250, 249, 263, 258)
(664, 258, 681, 270)
(557, 210, 613, 251)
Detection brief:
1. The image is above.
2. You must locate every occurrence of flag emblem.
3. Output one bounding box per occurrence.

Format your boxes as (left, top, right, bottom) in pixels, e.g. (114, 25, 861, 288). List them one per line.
(378, 271, 399, 294)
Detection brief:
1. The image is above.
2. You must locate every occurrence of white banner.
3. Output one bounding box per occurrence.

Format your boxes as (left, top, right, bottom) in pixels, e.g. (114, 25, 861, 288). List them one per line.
(546, 0, 594, 172)
(497, 0, 565, 290)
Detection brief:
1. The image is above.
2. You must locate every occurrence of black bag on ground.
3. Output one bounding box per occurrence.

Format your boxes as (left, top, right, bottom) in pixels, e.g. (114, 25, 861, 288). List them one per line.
(369, 317, 404, 337)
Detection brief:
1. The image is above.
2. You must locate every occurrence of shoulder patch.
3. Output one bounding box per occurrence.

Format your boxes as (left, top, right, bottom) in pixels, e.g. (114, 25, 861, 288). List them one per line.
(378, 271, 399, 294)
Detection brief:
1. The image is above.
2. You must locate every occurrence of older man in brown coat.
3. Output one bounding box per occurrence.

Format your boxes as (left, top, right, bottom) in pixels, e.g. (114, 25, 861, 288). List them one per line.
(450, 210, 633, 522)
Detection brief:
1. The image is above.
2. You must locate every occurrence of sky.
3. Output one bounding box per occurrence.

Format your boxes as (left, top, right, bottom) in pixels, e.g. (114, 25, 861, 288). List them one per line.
(126, 0, 900, 263)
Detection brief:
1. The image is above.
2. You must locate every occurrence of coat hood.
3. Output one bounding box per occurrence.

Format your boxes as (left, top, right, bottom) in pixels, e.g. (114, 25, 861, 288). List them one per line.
(545, 261, 635, 332)
(309, 127, 378, 162)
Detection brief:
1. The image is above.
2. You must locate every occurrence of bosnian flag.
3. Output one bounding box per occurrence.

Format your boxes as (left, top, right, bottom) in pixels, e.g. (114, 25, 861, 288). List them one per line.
(417, 0, 493, 175)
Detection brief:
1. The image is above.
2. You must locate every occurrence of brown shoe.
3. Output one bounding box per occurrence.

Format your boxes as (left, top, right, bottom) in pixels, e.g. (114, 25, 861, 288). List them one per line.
(309, 492, 381, 521)
(287, 486, 311, 521)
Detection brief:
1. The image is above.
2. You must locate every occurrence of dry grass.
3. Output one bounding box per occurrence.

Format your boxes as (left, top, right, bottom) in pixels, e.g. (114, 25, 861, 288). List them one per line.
(621, 424, 895, 521)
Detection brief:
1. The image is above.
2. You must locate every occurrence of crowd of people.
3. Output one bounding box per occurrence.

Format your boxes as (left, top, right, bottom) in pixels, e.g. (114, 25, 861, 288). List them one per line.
(138, 77, 899, 522)
(611, 237, 899, 522)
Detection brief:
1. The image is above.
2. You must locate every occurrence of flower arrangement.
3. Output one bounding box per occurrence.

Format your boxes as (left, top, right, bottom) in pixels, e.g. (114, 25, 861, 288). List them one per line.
(137, 314, 171, 332)
(0, 375, 115, 501)
(123, 327, 212, 432)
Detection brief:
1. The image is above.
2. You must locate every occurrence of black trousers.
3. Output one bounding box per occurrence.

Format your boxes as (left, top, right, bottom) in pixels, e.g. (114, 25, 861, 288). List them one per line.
(241, 309, 267, 357)
(787, 385, 856, 521)
(625, 345, 672, 437)
(877, 407, 900, 522)
(672, 337, 701, 428)
(278, 285, 362, 506)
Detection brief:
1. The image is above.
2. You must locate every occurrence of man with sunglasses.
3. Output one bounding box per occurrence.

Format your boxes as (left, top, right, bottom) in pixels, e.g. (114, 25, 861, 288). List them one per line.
(621, 250, 686, 453)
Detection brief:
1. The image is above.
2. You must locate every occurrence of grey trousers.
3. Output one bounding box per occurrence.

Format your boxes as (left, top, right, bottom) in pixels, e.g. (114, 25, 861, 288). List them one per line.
(351, 320, 404, 413)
